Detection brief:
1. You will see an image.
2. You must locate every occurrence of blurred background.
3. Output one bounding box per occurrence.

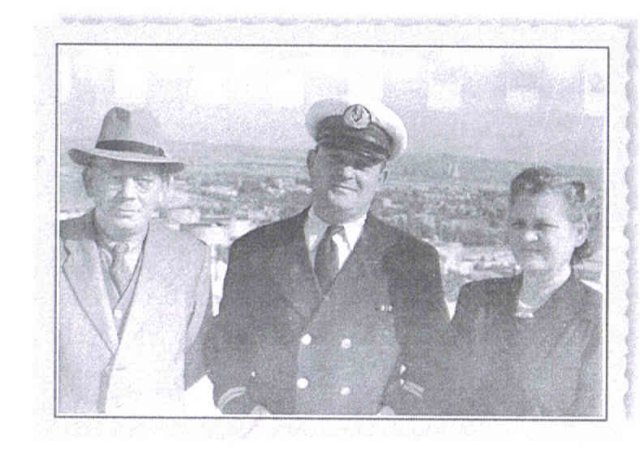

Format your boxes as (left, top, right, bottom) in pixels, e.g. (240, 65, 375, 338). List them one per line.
(58, 45, 607, 315)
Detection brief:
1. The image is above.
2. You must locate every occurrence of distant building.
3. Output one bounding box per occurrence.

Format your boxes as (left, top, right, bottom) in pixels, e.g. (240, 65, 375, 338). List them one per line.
(446, 160, 461, 179)
(203, 185, 238, 197)
(164, 207, 201, 226)
(181, 223, 229, 248)
(227, 219, 257, 240)
(433, 241, 464, 274)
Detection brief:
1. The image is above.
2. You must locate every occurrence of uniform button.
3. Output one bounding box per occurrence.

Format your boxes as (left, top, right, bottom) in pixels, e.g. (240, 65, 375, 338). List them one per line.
(399, 364, 407, 375)
(113, 310, 124, 320)
(296, 378, 309, 389)
(300, 334, 312, 346)
(250, 370, 257, 378)
(340, 386, 351, 396)
(340, 338, 352, 349)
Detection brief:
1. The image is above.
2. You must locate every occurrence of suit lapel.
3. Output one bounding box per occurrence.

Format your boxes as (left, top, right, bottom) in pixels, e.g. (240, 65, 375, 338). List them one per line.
(492, 277, 521, 361)
(527, 274, 584, 359)
(116, 222, 175, 342)
(498, 274, 583, 384)
(62, 213, 119, 352)
(265, 212, 391, 319)
(267, 212, 321, 319)
(330, 215, 384, 297)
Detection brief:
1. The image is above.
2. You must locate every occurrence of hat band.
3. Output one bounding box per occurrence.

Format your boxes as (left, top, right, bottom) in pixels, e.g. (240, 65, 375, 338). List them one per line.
(316, 116, 393, 158)
(95, 140, 165, 157)
(318, 136, 390, 160)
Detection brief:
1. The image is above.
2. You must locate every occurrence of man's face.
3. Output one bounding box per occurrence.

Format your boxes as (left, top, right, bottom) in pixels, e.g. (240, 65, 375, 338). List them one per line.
(84, 159, 168, 238)
(307, 146, 388, 223)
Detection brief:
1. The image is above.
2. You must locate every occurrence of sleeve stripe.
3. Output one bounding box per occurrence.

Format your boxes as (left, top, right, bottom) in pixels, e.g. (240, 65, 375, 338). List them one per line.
(217, 386, 247, 412)
(401, 381, 424, 399)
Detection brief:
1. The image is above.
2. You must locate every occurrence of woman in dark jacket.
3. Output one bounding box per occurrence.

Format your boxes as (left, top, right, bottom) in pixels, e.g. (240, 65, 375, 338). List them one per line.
(449, 167, 603, 417)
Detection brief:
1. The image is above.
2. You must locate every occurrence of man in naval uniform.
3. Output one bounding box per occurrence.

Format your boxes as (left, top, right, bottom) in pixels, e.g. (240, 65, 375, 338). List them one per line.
(206, 97, 449, 415)
(58, 107, 212, 415)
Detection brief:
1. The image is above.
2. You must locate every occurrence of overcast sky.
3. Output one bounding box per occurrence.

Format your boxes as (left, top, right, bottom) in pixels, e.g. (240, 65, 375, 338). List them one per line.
(59, 45, 607, 167)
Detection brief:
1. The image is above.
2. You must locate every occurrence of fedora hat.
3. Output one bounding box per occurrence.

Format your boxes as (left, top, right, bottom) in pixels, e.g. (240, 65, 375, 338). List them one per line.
(68, 107, 185, 173)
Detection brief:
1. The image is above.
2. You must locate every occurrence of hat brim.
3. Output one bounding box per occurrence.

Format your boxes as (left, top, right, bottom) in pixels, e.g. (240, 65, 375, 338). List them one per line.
(68, 148, 185, 173)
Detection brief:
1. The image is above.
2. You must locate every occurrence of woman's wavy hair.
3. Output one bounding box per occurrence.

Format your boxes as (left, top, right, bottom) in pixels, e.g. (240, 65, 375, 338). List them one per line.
(509, 166, 595, 265)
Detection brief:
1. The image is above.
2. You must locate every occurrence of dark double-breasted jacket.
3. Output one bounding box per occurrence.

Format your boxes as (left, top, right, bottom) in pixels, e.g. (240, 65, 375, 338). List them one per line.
(206, 210, 449, 415)
(448, 273, 604, 417)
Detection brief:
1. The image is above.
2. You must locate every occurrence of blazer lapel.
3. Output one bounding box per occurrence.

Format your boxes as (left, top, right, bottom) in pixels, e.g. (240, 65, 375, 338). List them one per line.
(62, 214, 119, 352)
(267, 212, 321, 320)
(492, 276, 521, 356)
(499, 273, 583, 379)
(330, 215, 384, 296)
(116, 222, 175, 343)
(529, 273, 585, 359)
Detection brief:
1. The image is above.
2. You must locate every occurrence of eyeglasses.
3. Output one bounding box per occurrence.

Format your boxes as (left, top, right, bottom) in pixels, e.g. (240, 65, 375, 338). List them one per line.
(92, 167, 160, 193)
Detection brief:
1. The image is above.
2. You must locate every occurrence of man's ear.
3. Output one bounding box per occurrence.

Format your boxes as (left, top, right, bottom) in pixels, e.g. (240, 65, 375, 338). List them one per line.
(81, 167, 95, 198)
(159, 175, 173, 204)
(306, 148, 318, 171)
(162, 174, 174, 188)
(379, 164, 389, 185)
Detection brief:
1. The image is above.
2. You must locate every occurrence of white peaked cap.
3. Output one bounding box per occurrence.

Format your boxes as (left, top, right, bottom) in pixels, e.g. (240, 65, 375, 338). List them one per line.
(305, 97, 408, 161)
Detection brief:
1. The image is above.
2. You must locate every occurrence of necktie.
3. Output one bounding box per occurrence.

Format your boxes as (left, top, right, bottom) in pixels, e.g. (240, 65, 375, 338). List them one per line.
(110, 242, 131, 295)
(314, 225, 343, 294)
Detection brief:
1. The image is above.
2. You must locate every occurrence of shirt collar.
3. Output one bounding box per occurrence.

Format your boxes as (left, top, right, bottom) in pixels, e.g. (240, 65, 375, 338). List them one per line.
(304, 206, 367, 252)
(92, 212, 147, 255)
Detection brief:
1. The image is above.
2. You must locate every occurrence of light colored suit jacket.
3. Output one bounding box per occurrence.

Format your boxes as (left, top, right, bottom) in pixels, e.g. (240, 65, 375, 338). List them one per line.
(58, 211, 212, 415)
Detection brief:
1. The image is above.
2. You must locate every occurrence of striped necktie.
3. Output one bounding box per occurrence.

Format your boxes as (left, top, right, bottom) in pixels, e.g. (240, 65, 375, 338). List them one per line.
(110, 242, 131, 295)
(314, 225, 344, 294)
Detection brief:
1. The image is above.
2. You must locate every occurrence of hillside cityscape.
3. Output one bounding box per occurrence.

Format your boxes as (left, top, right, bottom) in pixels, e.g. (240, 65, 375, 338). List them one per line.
(59, 141, 604, 314)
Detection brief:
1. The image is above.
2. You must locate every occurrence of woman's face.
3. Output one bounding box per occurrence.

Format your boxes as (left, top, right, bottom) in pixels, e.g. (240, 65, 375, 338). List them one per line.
(507, 191, 587, 274)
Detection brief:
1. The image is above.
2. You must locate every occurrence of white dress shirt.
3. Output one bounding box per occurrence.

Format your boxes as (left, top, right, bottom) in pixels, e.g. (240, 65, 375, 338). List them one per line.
(304, 207, 367, 271)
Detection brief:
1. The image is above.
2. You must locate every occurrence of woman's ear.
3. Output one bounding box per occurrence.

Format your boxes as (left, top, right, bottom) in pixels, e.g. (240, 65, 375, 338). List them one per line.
(573, 217, 589, 248)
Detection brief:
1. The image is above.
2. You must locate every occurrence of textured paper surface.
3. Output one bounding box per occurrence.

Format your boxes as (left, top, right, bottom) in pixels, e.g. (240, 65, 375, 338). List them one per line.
(33, 18, 635, 439)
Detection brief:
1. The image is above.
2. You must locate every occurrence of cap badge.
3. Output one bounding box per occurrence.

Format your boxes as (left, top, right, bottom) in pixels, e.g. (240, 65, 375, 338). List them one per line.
(343, 104, 371, 129)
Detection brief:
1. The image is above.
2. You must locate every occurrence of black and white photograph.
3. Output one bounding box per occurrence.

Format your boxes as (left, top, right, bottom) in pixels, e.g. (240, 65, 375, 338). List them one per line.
(27, 16, 636, 445)
(55, 43, 609, 418)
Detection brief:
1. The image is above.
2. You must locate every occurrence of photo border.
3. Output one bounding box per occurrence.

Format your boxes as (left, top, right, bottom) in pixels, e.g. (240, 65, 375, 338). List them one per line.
(53, 41, 612, 422)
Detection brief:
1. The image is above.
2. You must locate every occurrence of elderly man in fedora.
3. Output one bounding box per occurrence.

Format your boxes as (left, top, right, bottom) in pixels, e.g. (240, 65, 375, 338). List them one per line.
(206, 97, 449, 415)
(58, 107, 212, 415)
